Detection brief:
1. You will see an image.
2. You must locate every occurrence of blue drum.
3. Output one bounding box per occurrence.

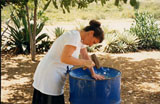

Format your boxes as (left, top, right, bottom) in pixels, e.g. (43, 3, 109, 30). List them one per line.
(69, 67, 121, 104)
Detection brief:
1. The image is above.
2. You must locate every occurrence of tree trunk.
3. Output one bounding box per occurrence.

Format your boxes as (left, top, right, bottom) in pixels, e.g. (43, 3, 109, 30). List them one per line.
(25, 4, 33, 61)
(32, 0, 38, 61)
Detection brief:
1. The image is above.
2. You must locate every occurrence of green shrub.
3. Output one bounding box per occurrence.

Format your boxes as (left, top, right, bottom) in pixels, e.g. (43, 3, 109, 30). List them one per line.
(87, 43, 103, 52)
(89, 31, 139, 53)
(104, 33, 127, 53)
(118, 31, 139, 51)
(1, 9, 52, 54)
(36, 38, 53, 53)
(54, 27, 65, 39)
(129, 11, 160, 49)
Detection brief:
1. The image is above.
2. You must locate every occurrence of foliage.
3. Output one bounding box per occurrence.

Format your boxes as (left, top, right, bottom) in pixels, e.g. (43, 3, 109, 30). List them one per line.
(129, 11, 160, 49)
(54, 27, 65, 39)
(36, 37, 53, 53)
(89, 31, 139, 53)
(117, 31, 139, 51)
(51, 0, 106, 13)
(89, 11, 160, 53)
(0, 0, 28, 8)
(3, 0, 160, 24)
(50, 0, 139, 13)
(104, 32, 139, 53)
(1, 0, 138, 10)
(1, 0, 53, 55)
(87, 44, 102, 52)
(115, 0, 139, 9)
(1, 8, 52, 54)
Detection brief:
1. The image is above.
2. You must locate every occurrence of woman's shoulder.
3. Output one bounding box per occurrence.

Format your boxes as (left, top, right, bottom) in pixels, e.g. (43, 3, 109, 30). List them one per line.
(69, 30, 79, 35)
(65, 30, 80, 38)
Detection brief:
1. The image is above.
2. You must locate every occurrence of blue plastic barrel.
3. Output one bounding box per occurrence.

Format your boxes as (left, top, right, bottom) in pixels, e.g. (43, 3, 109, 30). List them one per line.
(69, 67, 121, 104)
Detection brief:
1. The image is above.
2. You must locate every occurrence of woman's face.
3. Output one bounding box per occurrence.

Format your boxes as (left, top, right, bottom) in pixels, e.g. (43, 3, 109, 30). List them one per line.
(83, 31, 100, 46)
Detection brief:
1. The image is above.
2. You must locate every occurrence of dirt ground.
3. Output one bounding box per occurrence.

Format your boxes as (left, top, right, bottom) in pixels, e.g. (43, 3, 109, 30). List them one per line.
(1, 51, 160, 104)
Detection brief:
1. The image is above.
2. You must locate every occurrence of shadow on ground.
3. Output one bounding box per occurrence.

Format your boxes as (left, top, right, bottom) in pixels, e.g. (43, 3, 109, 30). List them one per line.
(1, 54, 39, 104)
(1, 52, 160, 104)
(98, 54, 160, 104)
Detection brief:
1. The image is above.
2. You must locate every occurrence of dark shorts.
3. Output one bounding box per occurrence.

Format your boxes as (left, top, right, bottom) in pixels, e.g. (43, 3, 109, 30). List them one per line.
(32, 88, 65, 104)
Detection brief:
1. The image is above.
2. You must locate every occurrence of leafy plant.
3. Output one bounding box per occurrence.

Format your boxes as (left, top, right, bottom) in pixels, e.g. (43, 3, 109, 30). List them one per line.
(88, 31, 139, 53)
(87, 44, 103, 52)
(36, 37, 53, 53)
(103, 33, 125, 53)
(54, 27, 65, 39)
(118, 31, 139, 51)
(129, 11, 160, 49)
(2, 8, 52, 54)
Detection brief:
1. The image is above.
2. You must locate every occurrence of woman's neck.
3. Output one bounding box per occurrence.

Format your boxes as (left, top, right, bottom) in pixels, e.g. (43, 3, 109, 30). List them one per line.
(79, 30, 86, 43)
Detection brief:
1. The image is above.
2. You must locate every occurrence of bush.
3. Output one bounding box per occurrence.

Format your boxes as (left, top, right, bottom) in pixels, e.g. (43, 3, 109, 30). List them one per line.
(104, 32, 139, 53)
(1, 8, 52, 54)
(87, 44, 103, 52)
(104, 33, 127, 53)
(118, 31, 139, 52)
(89, 31, 139, 53)
(129, 11, 160, 49)
(36, 39, 53, 53)
(54, 27, 65, 39)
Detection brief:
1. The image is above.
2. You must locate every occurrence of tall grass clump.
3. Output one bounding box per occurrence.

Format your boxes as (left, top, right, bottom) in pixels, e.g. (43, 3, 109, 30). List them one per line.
(129, 11, 160, 49)
(89, 31, 139, 53)
(54, 27, 65, 39)
(103, 32, 139, 53)
(117, 31, 139, 51)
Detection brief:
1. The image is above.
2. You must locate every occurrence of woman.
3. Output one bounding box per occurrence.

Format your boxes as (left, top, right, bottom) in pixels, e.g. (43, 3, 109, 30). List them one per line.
(32, 20, 105, 104)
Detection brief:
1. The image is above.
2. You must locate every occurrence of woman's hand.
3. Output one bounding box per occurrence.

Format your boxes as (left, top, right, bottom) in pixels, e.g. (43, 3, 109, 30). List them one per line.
(91, 73, 105, 80)
(83, 60, 95, 69)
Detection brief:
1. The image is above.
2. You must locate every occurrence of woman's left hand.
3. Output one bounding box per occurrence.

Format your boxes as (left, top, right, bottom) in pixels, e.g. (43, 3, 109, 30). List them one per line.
(91, 73, 105, 80)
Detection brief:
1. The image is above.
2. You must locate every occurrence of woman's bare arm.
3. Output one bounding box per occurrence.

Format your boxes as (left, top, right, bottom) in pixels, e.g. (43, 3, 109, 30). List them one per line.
(61, 45, 94, 68)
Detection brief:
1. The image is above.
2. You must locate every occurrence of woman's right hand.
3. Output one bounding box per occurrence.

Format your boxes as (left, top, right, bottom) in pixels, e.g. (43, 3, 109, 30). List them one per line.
(83, 60, 95, 68)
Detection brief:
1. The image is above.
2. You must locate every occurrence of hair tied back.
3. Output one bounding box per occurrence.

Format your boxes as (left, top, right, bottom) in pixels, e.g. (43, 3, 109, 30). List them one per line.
(89, 20, 101, 28)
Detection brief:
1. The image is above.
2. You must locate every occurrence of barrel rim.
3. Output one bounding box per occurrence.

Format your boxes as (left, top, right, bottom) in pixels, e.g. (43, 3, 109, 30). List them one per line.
(69, 67, 121, 81)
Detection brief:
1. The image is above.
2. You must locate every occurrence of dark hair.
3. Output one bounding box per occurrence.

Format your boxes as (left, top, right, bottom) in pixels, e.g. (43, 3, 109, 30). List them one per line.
(83, 20, 104, 43)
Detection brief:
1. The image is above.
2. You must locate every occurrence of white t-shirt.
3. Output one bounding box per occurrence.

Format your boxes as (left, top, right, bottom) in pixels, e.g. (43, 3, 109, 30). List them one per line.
(33, 30, 85, 95)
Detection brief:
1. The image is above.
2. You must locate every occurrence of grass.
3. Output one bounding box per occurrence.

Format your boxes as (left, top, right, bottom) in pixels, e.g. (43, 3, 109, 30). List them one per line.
(1, 0, 160, 25)
(138, 1, 160, 19)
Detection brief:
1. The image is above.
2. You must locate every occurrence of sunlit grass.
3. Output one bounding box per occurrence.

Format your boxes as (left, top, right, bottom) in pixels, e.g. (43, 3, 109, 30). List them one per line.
(1, 0, 160, 25)
(44, 0, 160, 25)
